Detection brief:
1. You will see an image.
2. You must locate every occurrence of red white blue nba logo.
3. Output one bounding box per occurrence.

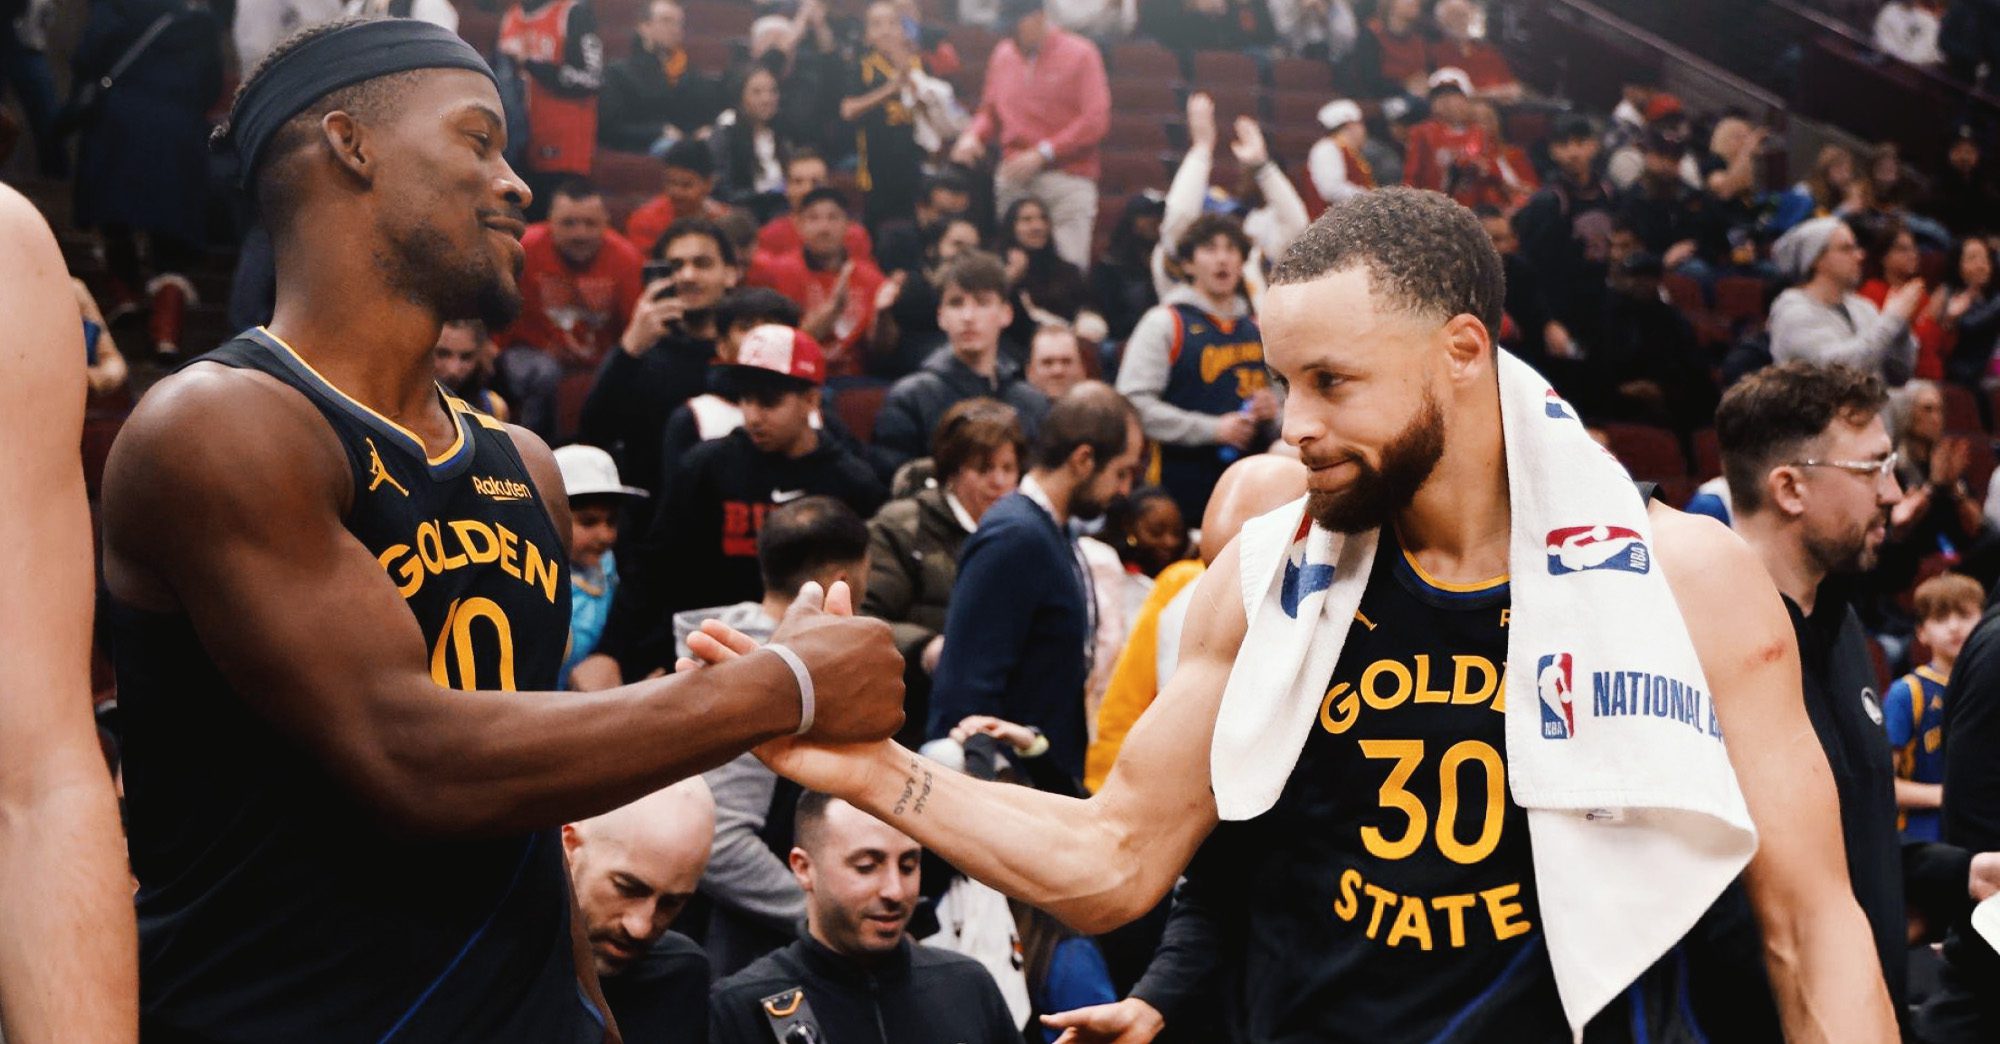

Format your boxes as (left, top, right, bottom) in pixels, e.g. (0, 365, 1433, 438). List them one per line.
(1280, 516, 1334, 618)
(1538, 653, 1576, 739)
(1545, 525, 1652, 575)
(1544, 389, 1576, 420)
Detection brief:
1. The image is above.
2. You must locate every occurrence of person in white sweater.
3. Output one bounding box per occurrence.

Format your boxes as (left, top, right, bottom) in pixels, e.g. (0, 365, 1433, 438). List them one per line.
(1768, 215, 1922, 385)
(1151, 91, 1310, 309)
(1307, 98, 1376, 206)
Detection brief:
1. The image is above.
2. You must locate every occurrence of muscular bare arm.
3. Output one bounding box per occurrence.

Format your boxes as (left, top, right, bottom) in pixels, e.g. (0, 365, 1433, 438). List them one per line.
(754, 543, 1249, 932)
(100, 365, 904, 840)
(1652, 505, 1898, 1043)
(0, 185, 138, 1042)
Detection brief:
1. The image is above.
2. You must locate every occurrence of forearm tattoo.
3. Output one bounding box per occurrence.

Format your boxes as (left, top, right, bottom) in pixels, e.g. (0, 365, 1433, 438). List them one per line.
(892, 757, 934, 817)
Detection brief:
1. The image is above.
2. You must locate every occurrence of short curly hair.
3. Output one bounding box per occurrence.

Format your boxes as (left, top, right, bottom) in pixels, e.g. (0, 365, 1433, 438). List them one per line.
(1715, 361, 1889, 513)
(1270, 187, 1505, 334)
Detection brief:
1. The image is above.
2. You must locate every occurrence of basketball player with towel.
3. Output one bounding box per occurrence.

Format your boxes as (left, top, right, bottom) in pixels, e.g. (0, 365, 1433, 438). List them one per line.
(691, 190, 1897, 1041)
(100, 18, 903, 1041)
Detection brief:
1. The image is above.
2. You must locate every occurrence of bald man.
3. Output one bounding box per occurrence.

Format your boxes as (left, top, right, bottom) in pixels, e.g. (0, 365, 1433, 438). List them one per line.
(1084, 454, 1308, 790)
(564, 778, 717, 1043)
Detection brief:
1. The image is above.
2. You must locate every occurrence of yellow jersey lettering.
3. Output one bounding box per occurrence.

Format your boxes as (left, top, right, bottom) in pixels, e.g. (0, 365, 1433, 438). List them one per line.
(1412, 654, 1452, 704)
(1450, 655, 1499, 706)
(1198, 341, 1264, 384)
(450, 519, 501, 564)
(524, 538, 559, 604)
(1360, 659, 1413, 711)
(1387, 894, 1435, 951)
(1433, 892, 1476, 948)
(415, 521, 448, 574)
(1480, 883, 1533, 941)
(1333, 867, 1362, 921)
(497, 523, 522, 580)
(1361, 883, 1398, 940)
(379, 544, 423, 598)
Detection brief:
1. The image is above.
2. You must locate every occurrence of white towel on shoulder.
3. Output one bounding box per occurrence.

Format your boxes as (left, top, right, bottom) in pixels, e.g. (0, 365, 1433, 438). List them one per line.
(1210, 350, 1758, 1036)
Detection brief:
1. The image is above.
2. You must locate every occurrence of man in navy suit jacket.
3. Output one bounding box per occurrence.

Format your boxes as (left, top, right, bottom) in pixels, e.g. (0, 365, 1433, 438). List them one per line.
(927, 383, 1147, 784)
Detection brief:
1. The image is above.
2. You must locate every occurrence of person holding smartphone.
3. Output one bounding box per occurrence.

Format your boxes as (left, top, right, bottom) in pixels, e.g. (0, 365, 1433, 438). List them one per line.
(578, 215, 741, 504)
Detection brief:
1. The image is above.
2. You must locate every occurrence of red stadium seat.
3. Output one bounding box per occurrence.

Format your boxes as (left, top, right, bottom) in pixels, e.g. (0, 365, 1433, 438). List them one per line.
(1661, 272, 1705, 315)
(1267, 89, 1327, 129)
(1920, 249, 1948, 287)
(683, 34, 734, 74)
(1865, 634, 1890, 691)
(1713, 276, 1769, 325)
(1191, 50, 1259, 87)
(594, 0, 646, 45)
(835, 385, 888, 445)
(1963, 437, 1997, 500)
(1106, 112, 1170, 154)
(1270, 57, 1334, 93)
(1599, 422, 1687, 481)
(1502, 108, 1553, 149)
(593, 149, 662, 197)
(946, 23, 1000, 62)
(1943, 382, 1984, 434)
(1268, 127, 1322, 167)
(554, 371, 596, 444)
(1192, 84, 1259, 124)
(458, 9, 500, 55)
(1111, 79, 1178, 115)
(1099, 150, 1169, 194)
(1111, 41, 1182, 81)
(1691, 428, 1721, 481)
(683, 0, 753, 36)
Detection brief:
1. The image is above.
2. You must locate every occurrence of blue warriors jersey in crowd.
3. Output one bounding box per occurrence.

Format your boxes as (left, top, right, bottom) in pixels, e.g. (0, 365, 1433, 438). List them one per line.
(1185, 531, 1706, 1042)
(1157, 302, 1265, 522)
(111, 329, 601, 1042)
(1885, 664, 1948, 842)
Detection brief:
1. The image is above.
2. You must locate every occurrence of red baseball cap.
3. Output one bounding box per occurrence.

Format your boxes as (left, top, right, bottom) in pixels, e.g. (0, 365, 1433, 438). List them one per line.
(728, 324, 825, 386)
(1643, 94, 1684, 123)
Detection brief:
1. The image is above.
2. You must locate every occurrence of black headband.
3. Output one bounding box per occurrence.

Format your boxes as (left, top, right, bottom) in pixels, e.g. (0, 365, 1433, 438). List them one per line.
(219, 19, 497, 187)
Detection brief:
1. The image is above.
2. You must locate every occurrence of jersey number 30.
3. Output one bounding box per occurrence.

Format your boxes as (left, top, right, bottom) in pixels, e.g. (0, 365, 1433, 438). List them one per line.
(430, 596, 518, 691)
(1359, 739, 1505, 865)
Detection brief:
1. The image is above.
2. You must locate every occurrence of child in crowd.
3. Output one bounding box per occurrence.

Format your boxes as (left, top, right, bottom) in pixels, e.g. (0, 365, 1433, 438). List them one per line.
(554, 444, 650, 686)
(1885, 572, 1984, 841)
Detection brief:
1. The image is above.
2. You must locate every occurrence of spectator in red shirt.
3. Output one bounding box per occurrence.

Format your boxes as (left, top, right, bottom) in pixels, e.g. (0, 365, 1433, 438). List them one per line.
(1862, 225, 1948, 380)
(1403, 68, 1502, 207)
(747, 187, 893, 378)
(498, 177, 643, 437)
(1429, 0, 1522, 103)
(950, 0, 1110, 270)
(1350, 0, 1430, 98)
(496, 0, 604, 203)
(752, 150, 875, 267)
(625, 137, 734, 255)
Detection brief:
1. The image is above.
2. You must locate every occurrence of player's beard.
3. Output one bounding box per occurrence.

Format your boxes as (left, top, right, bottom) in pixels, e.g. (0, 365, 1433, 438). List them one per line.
(1805, 506, 1889, 575)
(381, 221, 524, 331)
(1305, 389, 1446, 534)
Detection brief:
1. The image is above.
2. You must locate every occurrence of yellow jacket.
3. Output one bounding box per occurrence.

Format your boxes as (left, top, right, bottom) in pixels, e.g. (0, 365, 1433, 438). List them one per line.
(1085, 559, 1206, 792)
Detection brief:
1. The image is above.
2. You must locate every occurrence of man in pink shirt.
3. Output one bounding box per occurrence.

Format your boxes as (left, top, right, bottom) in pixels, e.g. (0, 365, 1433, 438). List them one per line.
(950, 0, 1110, 269)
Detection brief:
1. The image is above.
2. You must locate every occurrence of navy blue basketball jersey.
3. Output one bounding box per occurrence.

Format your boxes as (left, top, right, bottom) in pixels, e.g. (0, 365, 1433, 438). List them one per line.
(1191, 531, 1705, 1042)
(113, 328, 600, 1042)
(1158, 302, 1266, 521)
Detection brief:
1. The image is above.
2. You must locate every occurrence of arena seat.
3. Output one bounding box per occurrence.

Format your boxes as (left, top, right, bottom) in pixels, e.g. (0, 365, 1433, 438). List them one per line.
(1690, 428, 1721, 481)
(1713, 276, 1770, 326)
(1662, 272, 1705, 316)
(1106, 112, 1170, 154)
(1270, 57, 1334, 93)
(1267, 89, 1327, 130)
(1268, 126, 1322, 167)
(1194, 84, 1260, 124)
(683, 0, 753, 36)
(1111, 79, 1178, 115)
(555, 371, 597, 444)
(945, 23, 999, 62)
(1939, 382, 1982, 434)
(458, 8, 500, 55)
(1599, 422, 1688, 481)
(1963, 437, 1997, 500)
(835, 384, 888, 445)
(1190, 50, 1259, 87)
(1099, 150, 1169, 194)
(593, 149, 662, 197)
(683, 34, 735, 74)
(1111, 41, 1182, 81)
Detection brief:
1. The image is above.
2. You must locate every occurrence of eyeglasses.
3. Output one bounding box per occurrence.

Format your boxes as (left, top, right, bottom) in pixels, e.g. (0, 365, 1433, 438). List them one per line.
(1786, 451, 1900, 479)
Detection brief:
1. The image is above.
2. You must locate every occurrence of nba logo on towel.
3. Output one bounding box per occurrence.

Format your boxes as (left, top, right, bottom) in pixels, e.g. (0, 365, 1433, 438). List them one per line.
(1538, 653, 1576, 739)
(1545, 525, 1651, 576)
(1544, 389, 1575, 420)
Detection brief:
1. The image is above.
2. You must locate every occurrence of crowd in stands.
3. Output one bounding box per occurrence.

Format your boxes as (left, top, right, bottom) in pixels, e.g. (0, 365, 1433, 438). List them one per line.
(15, 0, 2000, 1037)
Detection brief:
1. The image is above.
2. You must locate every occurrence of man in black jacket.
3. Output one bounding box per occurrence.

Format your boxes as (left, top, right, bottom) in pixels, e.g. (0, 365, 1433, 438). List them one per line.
(1721, 362, 2000, 1031)
(709, 791, 1018, 1044)
(579, 216, 739, 500)
(1511, 115, 1616, 332)
(597, 0, 724, 155)
(874, 251, 1049, 477)
(580, 325, 887, 683)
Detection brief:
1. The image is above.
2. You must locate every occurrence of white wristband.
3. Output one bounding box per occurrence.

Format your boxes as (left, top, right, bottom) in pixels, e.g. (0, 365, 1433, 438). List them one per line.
(765, 643, 815, 736)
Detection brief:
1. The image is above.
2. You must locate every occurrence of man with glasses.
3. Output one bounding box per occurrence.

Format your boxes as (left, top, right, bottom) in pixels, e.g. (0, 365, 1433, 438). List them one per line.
(1720, 361, 2000, 1031)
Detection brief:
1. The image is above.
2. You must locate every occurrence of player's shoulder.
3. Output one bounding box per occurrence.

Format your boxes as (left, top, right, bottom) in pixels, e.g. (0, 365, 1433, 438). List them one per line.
(1648, 500, 1765, 594)
(116, 360, 344, 487)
